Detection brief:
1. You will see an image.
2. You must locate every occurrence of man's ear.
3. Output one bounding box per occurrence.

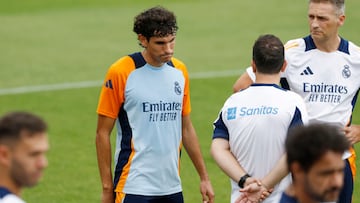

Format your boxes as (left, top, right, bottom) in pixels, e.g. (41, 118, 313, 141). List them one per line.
(0, 145, 11, 166)
(138, 34, 148, 48)
(291, 162, 305, 181)
(280, 60, 287, 72)
(338, 14, 345, 27)
(251, 60, 256, 73)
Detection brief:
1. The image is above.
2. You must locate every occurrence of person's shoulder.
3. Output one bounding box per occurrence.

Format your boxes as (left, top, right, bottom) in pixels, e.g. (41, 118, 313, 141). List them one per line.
(0, 194, 26, 203)
(226, 88, 248, 102)
(105, 54, 137, 76)
(342, 39, 360, 65)
(110, 54, 136, 69)
(278, 192, 298, 203)
(222, 93, 239, 107)
(347, 40, 360, 55)
(170, 57, 186, 69)
(274, 86, 305, 106)
(284, 37, 305, 51)
(169, 57, 189, 78)
(287, 90, 305, 103)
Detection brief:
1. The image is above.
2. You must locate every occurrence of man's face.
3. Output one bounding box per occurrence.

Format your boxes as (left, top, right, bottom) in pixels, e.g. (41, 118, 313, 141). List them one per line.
(140, 34, 176, 66)
(10, 132, 49, 187)
(308, 2, 344, 43)
(302, 151, 345, 202)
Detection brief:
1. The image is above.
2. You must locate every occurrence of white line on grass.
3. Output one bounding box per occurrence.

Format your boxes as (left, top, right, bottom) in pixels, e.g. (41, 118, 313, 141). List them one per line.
(0, 69, 241, 95)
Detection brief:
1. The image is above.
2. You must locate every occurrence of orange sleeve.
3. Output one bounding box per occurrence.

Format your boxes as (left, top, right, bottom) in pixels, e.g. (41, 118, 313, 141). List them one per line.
(348, 147, 356, 179)
(172, 58, 191, 116)
(96, 56, 136, 119)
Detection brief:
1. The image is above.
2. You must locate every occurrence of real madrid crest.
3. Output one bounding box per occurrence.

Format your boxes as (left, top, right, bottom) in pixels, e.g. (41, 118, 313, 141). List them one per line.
(342, 65, 351, 79)
(174, 81, 182, 95)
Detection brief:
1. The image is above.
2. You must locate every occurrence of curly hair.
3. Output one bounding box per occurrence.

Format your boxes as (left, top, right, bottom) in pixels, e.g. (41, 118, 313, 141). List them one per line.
(133, 6, 178, 42)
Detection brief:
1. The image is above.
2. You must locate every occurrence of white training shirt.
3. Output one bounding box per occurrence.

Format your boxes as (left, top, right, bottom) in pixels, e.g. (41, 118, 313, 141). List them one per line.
(213, 84, 309, 203)
(247, 35, 360, 159)
(0, 188, 25, 203)
(247, 36, 360, 128)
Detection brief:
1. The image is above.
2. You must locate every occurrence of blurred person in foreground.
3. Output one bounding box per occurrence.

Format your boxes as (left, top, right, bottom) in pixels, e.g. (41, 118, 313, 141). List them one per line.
(279, 123, 350, 203)
(0, 112, 49, 203)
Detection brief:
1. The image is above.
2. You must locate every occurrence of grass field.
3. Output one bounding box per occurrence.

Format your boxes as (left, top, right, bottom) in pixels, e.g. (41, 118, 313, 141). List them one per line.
(0, 0, 359, 202)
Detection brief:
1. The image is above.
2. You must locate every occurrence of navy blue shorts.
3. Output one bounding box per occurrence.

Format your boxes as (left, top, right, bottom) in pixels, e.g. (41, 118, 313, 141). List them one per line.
(117, 192, 184, 203)
(337, 159, 353, 203)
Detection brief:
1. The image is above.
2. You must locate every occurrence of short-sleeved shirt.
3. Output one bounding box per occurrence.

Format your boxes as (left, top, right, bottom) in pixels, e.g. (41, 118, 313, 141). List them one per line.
(97, 52, 191, 195)
(278, 192, 298, 203)
(280, 36, 360, 128)
(213, 84, 308, 203)
(0, 187, 25, 203)
(246, 35, 360, 163)
(246, 36, 360, 128)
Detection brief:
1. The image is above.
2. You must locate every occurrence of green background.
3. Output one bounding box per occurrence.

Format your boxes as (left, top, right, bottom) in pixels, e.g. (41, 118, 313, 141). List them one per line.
(0, 0, 359, 202)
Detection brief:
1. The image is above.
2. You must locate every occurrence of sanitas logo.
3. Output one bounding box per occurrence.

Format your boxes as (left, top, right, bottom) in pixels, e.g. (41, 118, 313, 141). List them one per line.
(239, 106, 278, 116)
(303, 83, 348, 94)
(227, 107, 237, 120)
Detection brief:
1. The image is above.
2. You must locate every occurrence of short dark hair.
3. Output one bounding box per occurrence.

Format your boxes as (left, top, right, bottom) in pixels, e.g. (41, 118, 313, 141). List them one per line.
(286, 123, 349, 172)
(0, 111, 47, 144)
(252, 34, 284, 74)
(133, 6, 178, 41)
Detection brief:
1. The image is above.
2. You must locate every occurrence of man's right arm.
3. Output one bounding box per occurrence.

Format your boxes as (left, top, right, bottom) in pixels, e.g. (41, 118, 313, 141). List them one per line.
(210, 138, 253, 186)
(96, 114, 116, 203)
(232, 69, 254, 93)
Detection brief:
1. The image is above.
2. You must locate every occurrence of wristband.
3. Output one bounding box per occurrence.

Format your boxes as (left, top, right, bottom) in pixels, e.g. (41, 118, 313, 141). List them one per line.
(238, 174, 251, 188)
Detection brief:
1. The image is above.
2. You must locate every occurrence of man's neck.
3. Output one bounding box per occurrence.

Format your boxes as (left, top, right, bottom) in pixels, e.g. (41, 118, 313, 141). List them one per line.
(290, 184, 318, 203)
(313, 35, 341, 53)
(0, 176, 21, 196)
(254, 72, 280, 85)
(141, 50, 164, 67)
